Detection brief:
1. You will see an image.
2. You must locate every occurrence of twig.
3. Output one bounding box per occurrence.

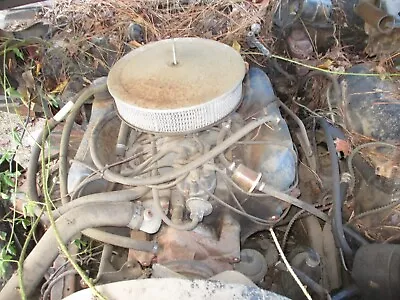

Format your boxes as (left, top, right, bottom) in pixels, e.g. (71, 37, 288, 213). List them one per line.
(17, 208, 45, 300)
(271, 54, 400, 77)
(270, 227, 312, 300)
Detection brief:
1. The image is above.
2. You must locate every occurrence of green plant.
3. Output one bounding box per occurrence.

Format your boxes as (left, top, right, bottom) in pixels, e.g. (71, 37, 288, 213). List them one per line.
(0, 153, 22, 282)
(0, 233, 16, 279)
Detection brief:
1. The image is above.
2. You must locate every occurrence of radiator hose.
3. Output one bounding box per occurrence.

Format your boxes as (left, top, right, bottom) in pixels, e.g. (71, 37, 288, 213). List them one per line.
(0, 202, 156, 300)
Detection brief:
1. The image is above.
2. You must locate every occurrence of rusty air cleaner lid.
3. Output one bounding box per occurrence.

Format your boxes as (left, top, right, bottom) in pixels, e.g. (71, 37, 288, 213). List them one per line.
(107, 38, 246, 133)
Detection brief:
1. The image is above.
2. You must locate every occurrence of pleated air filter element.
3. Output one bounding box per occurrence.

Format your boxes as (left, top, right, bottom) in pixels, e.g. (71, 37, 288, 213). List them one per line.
(107, 38, 246, 133)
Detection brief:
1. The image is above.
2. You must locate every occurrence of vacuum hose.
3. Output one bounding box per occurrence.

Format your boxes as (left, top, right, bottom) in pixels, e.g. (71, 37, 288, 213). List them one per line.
(319, 119, 353, 258)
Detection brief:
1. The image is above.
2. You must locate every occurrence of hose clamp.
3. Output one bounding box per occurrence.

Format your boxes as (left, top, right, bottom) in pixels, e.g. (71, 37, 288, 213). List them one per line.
(128, 203, 144, 229)
(341, 172, 353, 184)
(151, 242, 159, 254)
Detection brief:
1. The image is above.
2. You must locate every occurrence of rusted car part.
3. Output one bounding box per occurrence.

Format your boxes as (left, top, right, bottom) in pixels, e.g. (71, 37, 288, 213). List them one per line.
(156, 214, 241, 277)
(276, 0, 369, 55)
(275, 0, 333, 28)
(4, 35, 392, 300)
(286, 29, 314, 59)
(354, 1, 395, 34)
(335, 63, 400, 244)
(354, 0, 400, 55)
(340, 63, 400, 176)
(340, 63, 400, 142)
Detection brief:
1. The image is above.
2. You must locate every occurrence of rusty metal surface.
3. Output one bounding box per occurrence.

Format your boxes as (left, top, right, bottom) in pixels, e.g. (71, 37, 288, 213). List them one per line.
(353, 1, 400, 56)
(128, 231, 155, 267)
(155, 214, 240, 277)
(107, 38, 245, 110)
(287, 29, 314, 60)
(354, 1, 395, 34)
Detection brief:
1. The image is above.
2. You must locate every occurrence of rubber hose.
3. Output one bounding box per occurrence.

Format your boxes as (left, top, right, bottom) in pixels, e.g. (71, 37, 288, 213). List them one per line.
(47, 187, 149, 221)
(59, 78, 108, 204)
(82, 228, 157, 253)
(323, 223, 342, 291)
(331, 285, 359, 300)
(0, 202, 156, 300)
(27, 119, 59, 203)
(89, 111, 275, 186)
(116, 121, 130, 156)
(343, 226, 369, 246)
(27, 79, 108, 204)
(278, 100, 313, 158)
(319, 119, 353, 258)
(293, 267, 331, 300)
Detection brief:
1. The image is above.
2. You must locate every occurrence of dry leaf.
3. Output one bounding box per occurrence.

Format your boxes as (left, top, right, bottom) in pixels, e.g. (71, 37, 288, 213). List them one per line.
(22, 71, 35, 89)
(317, 59, 334, 70)
(50, 79, 69, 94)
(232, 40, 241, 53)
(128, 40, 142, 48)
(334, 138, 351, 156)
(35, 62, 41, 75)
(376, 65, 388, 80)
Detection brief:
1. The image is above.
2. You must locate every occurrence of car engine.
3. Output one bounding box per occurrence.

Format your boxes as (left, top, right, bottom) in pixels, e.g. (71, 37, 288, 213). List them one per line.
(66, 38, 301, 281)
(0, 1, 400, 299)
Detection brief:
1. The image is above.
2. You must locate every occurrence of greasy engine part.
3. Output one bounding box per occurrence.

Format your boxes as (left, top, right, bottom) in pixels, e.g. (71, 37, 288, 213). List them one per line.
(233, 249, 268, 283)
(330, 62, 400, 242)
(155, 214, 241, 277)
(340, 63, 400, 179)
(275, 0, 333, 29)
(352, 244, 400, 300)
(281, 248, 323, 300)
(2, 37, 353, 300)
(276, 0, 367, 53)
(339, 63, 400, 208)
(340, 64, 400, 142)
(354, 0, 400, 56)
(354, 1, 395, 34)
(340, 63, 400, 142)
(237, 68, 297, 193)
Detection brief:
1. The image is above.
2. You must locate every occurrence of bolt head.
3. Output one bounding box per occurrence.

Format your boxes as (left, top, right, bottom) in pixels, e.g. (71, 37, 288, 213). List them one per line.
(231, 257, 240, 263)
(144, 209, 153, 220)
(251, 23, 261, 35)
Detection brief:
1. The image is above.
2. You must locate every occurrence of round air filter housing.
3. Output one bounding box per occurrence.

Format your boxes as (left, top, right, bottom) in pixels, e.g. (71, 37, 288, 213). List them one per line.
(107, 38, 246, 133)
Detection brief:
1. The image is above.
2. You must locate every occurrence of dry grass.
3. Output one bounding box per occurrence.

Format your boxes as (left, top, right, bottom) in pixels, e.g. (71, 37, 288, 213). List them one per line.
(32, 0, 280, 89)
(42, 0, 278, 52)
